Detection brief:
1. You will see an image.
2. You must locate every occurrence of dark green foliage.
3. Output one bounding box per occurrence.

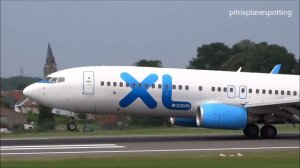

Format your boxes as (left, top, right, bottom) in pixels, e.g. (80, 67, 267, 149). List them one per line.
(189, 40, 299, 74)
(133, 59, 162, 67)
(77, 113, 87, 120)
(38, 106, 55, 130)
(188, 42, 232, 70)
(130, 116, 170, 127)
(0, 76, 41, 91)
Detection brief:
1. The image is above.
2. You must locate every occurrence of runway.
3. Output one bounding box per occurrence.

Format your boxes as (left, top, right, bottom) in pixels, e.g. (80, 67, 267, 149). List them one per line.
(1, 133, 299, 158)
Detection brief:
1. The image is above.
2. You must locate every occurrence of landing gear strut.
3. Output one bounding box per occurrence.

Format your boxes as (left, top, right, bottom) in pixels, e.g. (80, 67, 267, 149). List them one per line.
(243, 124, 277, 139)
(67, 117, 77, 131)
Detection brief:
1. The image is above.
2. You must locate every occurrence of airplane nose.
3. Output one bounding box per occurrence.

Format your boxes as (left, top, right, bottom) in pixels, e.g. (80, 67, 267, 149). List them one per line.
(23, 84, 40, 101)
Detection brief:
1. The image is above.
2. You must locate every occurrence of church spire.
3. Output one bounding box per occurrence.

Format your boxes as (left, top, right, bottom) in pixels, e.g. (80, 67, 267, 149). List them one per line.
(44, 43, 57, 77)
(46, 43, 56, 64)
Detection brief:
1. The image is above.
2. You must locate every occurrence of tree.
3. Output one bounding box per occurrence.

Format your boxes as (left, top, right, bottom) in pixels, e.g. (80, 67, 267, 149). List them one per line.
(189, 40, 298, 74)
(38, 106, 55, 130)
(188, 42, 232, 70)
(294, 59, 300, 75)
(133, 59, 162, 67)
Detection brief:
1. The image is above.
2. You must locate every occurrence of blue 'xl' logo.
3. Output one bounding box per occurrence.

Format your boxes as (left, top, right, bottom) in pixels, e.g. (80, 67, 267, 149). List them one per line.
(119, 72, 191, 111)
(161, 74, 191, 110)
(119, 72, 158, 109)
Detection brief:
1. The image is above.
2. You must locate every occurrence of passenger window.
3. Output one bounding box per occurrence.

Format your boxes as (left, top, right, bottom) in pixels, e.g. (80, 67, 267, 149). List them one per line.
(249, 89, 252, 94)
(107, 82, 111, 86)
(101, 81, 104, 86)
(113, 82, 117, 87)
(199, 86, 202, 91)
(158, 84, 162, 89)
(275, 90, 278, 95)
(262, 89, 266, 94)
(293, 91, 297, 96)
(281, 90, 284, 95)
(119, 82, 123, 87)
(269, 90, 272, 94)
(218, 87, 221, 92)
(230, 88, 233, 92)
(185, 85, 189, 90)
(179, 85, 182, 90)
(256, 89, 259, 94)
(126, 83, 129, 87)
(57, 77, 65, 83)
(241, 88, 245, 93)
(145, 84, 149, 88)
(165, 85, 169, 89)
(212, 87, 215, 91)
(132, 83, 136, 87)
(287, 91, 290, 95)
(151, 84, 155, 89)
(223, 87, 227, 92)
(173, 85, 176, 90)
(138, 83, 142, 88)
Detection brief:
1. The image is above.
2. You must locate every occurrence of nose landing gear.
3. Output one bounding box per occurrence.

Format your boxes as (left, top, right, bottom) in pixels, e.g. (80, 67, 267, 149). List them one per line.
(67, 117, 77, 131)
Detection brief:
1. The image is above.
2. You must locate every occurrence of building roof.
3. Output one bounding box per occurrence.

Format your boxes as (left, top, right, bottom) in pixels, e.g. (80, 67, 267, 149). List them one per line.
(15, 96, 39, 107)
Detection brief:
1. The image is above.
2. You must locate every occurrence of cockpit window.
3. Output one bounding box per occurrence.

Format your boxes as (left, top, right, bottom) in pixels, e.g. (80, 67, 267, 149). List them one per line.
(40, 76, 65, 84)
(45, 77, 51, 81)
(57, 77, 65, 83)
(49, 77, 58, 83)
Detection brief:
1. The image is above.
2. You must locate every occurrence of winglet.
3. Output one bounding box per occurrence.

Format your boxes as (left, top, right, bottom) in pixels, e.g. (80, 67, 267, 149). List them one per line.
(270, 64, 281, 74)
(237, 67, 242, 72)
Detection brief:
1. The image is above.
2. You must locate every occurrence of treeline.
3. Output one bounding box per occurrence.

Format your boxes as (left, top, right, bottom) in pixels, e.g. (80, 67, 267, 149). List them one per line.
(0, 76, 41, 91)
(188, 39, 299, 74)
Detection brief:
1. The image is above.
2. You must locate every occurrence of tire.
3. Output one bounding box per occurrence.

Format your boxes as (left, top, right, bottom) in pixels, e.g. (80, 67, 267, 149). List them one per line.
(243, 124, 259, 138)
(260, 125, 277, 139)
(67, 122, 77, 131)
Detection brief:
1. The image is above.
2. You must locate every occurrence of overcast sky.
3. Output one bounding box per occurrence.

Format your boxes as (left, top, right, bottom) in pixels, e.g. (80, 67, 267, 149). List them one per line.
(1, 1, 299, 78)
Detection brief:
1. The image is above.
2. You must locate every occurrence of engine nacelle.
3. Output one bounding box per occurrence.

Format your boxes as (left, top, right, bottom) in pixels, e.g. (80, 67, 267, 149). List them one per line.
(170, 117, 197, 127)
(196, 103, 247, 129)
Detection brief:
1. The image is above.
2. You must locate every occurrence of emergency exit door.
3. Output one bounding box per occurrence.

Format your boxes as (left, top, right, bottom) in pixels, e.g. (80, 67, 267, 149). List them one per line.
(83, 71, 94, 95)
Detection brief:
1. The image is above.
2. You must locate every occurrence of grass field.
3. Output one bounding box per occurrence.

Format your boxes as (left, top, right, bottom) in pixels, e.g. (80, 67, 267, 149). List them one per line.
(1, 151, 299, 168)
(1, 124, 299, 139)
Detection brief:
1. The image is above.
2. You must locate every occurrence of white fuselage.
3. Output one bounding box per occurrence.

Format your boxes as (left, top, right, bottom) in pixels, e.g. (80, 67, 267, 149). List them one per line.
(23, 66, 300, 118)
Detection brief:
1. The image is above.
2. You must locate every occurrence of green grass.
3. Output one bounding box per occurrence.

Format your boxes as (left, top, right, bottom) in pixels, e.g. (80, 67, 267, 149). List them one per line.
(1, 151, 299, 168)
(1, 124, 299, 139)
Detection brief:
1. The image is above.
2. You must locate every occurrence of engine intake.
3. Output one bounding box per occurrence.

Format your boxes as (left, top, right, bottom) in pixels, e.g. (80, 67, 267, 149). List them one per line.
(196, 103, 247, 129)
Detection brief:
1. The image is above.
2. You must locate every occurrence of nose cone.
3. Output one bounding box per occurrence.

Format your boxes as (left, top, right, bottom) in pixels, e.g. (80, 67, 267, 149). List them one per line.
(23, 84, 40, 101)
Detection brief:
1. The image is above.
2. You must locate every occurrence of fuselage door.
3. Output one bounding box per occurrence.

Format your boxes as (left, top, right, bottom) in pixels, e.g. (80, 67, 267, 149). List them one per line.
(83, 71, 94, 95)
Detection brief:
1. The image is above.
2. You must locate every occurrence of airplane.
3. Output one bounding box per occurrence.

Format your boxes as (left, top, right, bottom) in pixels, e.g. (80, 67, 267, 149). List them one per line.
(23, 65, 300, 139)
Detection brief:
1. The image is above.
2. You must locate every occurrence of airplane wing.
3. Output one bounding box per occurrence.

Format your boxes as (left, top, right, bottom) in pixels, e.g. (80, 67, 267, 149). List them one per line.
(244, 96, 299, 108)
(244, 97, 300, 124)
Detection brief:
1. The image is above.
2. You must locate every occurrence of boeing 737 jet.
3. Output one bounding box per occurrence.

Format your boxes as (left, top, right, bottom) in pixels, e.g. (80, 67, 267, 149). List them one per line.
(23, 66, 300, 138)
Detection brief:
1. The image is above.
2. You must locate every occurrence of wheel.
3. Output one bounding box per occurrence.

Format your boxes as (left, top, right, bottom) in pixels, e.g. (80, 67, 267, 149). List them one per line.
(67, 122, 77, 131)
(243, 124, 259, 138)
(260, 125, 277, 139)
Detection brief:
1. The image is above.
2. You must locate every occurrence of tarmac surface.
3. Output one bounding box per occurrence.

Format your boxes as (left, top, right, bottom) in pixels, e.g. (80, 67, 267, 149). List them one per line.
(1, 133, 299, 158)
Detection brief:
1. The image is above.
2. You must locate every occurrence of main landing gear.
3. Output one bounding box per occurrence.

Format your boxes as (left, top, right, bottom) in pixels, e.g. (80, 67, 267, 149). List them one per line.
(243, 124, 277, 139)
(67, 117, 77, 131)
